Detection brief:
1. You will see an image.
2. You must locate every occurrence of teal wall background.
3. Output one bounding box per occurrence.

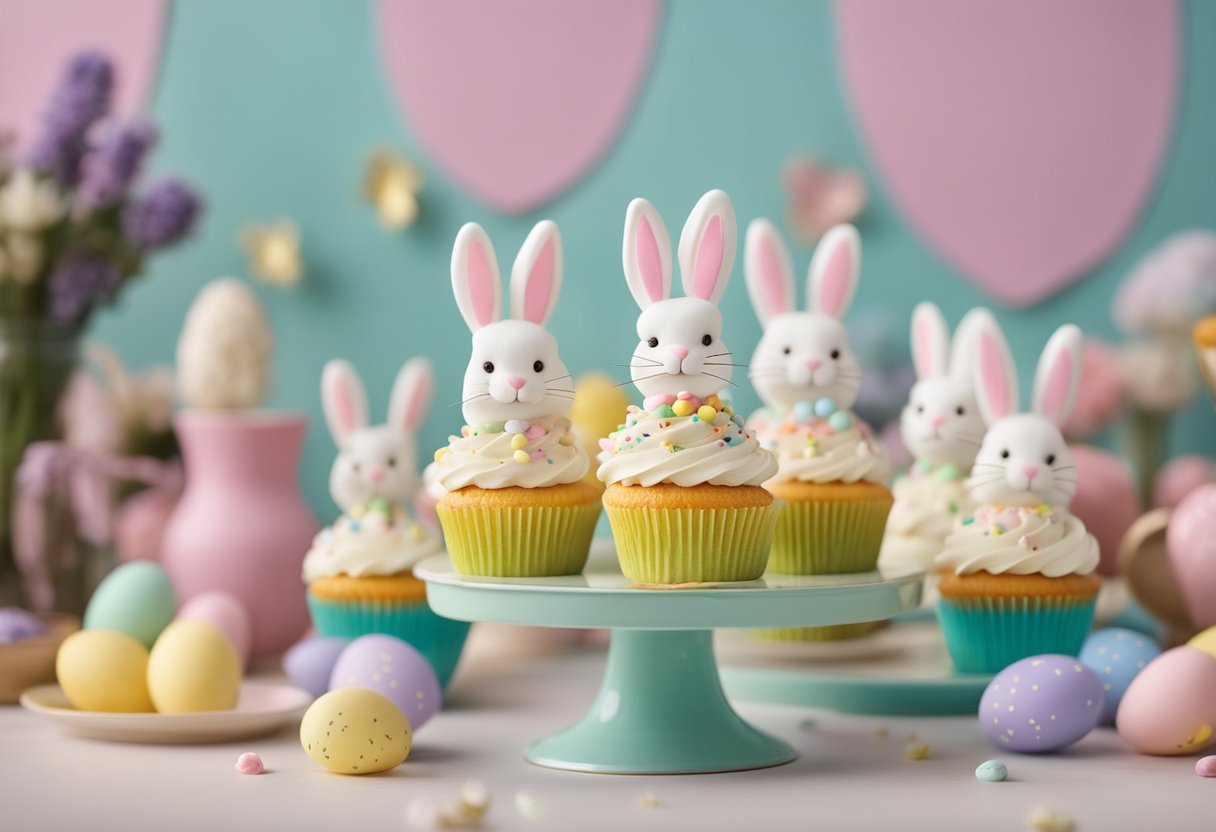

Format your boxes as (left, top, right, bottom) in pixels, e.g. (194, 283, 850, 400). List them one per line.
(92, 0, 1216, 518)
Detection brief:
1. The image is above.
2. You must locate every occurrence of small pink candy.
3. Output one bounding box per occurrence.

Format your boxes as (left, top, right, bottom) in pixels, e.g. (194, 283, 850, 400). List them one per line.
(1197, 756, 1216, 778)
(531, 448, 545, 460)
(598, 438, 613, 451)
(643, 393, 676, 411)
(234, 752, 265, 775)
(525, 424, 546, 440)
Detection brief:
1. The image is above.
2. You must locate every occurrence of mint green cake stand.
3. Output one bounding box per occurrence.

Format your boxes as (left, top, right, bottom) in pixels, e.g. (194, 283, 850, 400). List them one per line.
(415, 541, 923, 775)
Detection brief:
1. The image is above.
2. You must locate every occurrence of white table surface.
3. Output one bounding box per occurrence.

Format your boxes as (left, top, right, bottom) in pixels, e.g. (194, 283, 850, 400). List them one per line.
(1, 624, 1211, 832)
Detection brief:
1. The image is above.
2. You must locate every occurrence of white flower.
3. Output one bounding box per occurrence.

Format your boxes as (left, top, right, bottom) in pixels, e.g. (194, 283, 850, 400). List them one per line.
(5, 232, 45, 284)
(0, 168, 65, 232)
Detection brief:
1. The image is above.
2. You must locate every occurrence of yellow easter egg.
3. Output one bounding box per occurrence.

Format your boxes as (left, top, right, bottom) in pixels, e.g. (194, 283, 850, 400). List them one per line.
(671, 399, 694, 417)
(56, 630, 155, 713)
(147, 619, 241, 713)
(300, 688, 412, 775)
(1187, 626, 1216, 660)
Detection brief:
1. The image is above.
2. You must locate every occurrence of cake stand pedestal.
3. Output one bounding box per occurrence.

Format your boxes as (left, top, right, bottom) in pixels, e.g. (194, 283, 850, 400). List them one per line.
(415, 541, 923, 774)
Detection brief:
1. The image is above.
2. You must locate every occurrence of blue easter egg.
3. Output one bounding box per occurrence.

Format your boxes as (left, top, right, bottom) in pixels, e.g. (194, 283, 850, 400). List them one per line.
(1079, 628, 1161, 724)
(793, 401, 814, 422)
(814, 397, 837, 418)
(828, 410, 854, 432)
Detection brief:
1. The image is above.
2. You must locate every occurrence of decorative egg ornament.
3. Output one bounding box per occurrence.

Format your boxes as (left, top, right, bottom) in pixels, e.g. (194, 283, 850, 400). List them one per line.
(328, 634, 441, 731)
(300, 688, 411, 775)
(979, 655, 1105, 753)
(283, 636, 350, 698)
(1079, 628, 1161, 724)
(1116, 626, 1216, 756)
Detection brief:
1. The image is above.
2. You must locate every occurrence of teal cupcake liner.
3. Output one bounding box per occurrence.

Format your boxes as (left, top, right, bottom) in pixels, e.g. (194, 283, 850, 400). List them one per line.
(937, 596, 1097, 674)
(307, 593, 471, 688)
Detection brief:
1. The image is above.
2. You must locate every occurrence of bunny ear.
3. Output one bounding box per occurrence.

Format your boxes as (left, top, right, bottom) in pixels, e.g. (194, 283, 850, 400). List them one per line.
(509, 220, 563, 326)
(744, 219, 795, 326)
(388, 357, 433, 433)
(677, 189, 736, 305)
(971, 310, 1019, 426)
(949, 306, 991, 381)
(910, 302, 949, 380)
(451, 223, 502, 332)
(622, 198, 672, 310)
(1032, 324, 1083, 427)
(807, 223, 860, 319)
(321, 359, 368, 446)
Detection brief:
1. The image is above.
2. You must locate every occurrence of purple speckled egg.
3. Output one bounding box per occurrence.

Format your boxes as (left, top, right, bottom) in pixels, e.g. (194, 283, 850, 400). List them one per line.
(283, 636, 350, 698)
(329, 634, 441, 731)
(979, 654, 1106, 753)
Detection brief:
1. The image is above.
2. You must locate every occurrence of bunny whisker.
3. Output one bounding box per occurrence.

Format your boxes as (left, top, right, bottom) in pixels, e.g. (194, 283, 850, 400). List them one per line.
(702, 362, 747, 368)
(1050, 465, 1076, 472)
(618, 372, 668, 389)
(631, 354, 662, 366)
(544, 374, 572, 384)
(701, 371, 737, 388)
(450, 392, 491, 408)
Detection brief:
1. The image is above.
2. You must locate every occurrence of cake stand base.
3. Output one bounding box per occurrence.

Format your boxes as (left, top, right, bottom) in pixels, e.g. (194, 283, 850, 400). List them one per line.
(526, 629, 795, 774)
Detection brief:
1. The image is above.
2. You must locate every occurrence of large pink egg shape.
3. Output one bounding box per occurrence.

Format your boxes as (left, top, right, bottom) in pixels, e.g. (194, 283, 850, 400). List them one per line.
(1116, 646, 1216, 756)
(1167, 484, 1216, 631)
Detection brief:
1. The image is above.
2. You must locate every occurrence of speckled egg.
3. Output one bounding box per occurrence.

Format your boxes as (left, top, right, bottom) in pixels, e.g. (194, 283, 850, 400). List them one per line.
(283, 636, 350, 698)
(1079, 628, 1161, 724)
(147, 620, 241, 713)
(299, 688, 411, 774)
(979, 654, 1105, 753)
(55, 630, 154, 712)
(329, 634, 441, 731)
(83, 562, 176, 648)
(1116, 645, 1216, 756)
(175, 592, 253, 669)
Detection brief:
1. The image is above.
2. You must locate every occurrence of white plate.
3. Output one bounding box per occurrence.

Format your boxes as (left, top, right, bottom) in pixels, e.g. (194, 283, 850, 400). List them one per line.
(20, 682, 311, 744)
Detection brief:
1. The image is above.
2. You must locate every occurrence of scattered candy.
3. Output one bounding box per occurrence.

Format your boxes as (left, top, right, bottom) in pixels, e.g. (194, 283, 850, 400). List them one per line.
(525, 424, 546, 440)
(875, 726, 889, 739)
(1025, 807, 1075, 832)
(234, 752, 265, 775)
(458, 781, 491, 824)
(505, 419, 529, 434)
(1196, 755, 1216, 777)
(657, 405, 676, 419)
(404, 798, 447, 830)
(974, 759, 1008, 782)
(828, 410, 854, 431)
(904, 742, 931, 760)
(672, 399, 694, 417)
(510, 434, 527, 450)
(696, 405, 717, 422)
(813, 397, 836, 418)
(793, 400, 815, 422)
(513, 450, 530, 464)
(514, 790, 546, 821)
(638, 792, 660, 809)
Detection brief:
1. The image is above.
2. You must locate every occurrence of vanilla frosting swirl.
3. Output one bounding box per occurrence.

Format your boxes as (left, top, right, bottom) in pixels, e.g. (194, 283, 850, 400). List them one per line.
(936, 504, 1099, 577)
(748, 407, 886, 486)
(596, 398, 776, 488)
(303, 501, 439, 582)
(430, 416, 588, 491)
(880, 465, 975, 571)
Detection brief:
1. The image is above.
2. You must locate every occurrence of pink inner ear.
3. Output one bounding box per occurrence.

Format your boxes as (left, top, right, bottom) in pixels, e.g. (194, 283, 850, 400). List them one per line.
(913, 318, 936, 378)
(692, 215, 723, 300)
(467, 240, 496, 326)
(1040, 350, 1074, 422)
(758, 236, 789, 317)
(523, 239, 555, 323)
(817, 243, 852, 317)
(402, 380, 428, 430)
(636, 216, 664, 302)
(978, 332, 1010, 418)
(331, 379, 356, 435)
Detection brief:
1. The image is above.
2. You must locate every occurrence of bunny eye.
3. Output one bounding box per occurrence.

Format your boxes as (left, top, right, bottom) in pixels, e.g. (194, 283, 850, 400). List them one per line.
(956, 405, 965, 416)
(483, 361, 495, 373)
(352, 462, 361, 473)
(647, 336, 659, 348)
(387, 456, 397, 468)
(830, 349, 841, 360)
(1000, 449, 1010, 460)
(533, 360, 544, 373)
(702, 334, 713, 347)
(782, 347, 791, 355)
(1045, 453, 1056, 466)
(916, 405, 925, 414)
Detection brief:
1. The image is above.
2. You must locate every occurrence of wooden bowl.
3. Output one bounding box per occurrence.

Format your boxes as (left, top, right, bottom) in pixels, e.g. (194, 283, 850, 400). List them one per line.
(0, 613, 79, 704)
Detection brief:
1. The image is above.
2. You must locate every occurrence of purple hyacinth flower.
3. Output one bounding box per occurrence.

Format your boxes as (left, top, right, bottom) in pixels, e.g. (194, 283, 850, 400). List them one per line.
(47, 258, 121, 323)
(25, 50, 115, 185)
(123, 179, 202, 250)
(76, 121, 159, 210)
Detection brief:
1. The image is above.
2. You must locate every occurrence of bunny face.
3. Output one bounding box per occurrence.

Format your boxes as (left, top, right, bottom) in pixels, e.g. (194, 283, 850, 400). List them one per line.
(451, 220, 574, 426)
(621, 190, 738, 401)
(966, 313, 1084, 508)
(322, 357, 433, 512)
(744, 221, 864, 412)
(899, 303, 988, 469)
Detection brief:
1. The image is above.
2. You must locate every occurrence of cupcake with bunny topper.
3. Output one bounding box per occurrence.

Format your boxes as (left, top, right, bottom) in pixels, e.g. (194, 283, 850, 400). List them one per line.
(597, 190, 780, 585)
(742, 220, 891, 576)
(879, 303, 987, 574)
(431, 220, 599, 577)
(936, 312, 1100, 674)
(304, 358, 470, 686)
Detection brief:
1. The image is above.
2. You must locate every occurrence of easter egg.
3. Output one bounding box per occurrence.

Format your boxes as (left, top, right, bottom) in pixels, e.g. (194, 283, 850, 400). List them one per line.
(283, 636, 350, 697)
(329, 634, 441, 731)
(176, 592, 253, 668)
(299, 688, 411, 774)
(979, 655, 1105, 753)
(1116, 645, 1216, 756)
(1167, 484, 1216, 631)
(147, 620, 241, 713)
(83, 562, 176, 648)
(56, 630, 154, 713)
(1079, 628, 1161, 724)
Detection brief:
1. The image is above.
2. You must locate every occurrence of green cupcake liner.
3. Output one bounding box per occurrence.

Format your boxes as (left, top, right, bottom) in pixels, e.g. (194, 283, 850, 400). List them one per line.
(306, 593, 471, 688)
(767, 494, 893, 575)
(605, 503, 781, 585)
(438, 499, 601, 577)
(754, 622, 884, 642)
(937, 595, 1097, 674)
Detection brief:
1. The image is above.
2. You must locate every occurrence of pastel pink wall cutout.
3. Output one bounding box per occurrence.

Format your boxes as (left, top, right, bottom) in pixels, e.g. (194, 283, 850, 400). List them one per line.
(376, 0, 660, 214)
(0, 0, 166, 142)
(835, 1, 1179, 307)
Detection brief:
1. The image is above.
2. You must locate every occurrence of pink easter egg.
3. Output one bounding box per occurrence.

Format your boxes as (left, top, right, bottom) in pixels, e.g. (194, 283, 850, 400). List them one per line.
(1068, 445, 1140, 576)
(1116, 646, 1216, 756)
(175, 592, 253, 669)
(1167, 484, 1216, 630)
(1154, 456, 1216, 510)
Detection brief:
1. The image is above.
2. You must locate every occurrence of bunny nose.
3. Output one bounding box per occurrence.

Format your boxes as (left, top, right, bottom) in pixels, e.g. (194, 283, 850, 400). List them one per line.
(506, 377, 525, 390)
(806, 359, 822, 371)
(929, 415, 947, 428)
(670, 346, 689, 360)
(368, 469, 385, 484)
(1022, 465, 1039, 482)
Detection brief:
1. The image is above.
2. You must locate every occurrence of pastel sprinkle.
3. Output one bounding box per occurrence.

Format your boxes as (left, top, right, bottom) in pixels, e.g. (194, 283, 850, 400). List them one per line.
(657, 405, 677, 419)
(433, 447, 449, 463)
(672, 399, 695, 417)
(460, 426, 471, 438)
(975, 759, 1007, 782)
(512, 450, 530, 464)
(904, 742, 931, 760)
(510, 434, 527, 450)
(1026, 807, 1075, 832)
(1197, 755, 1216, 777)
(697, 405, 717, 422)
(532, 448, 545, 460)
(234, 752, 265, 775)
(598, 438, 613, 451)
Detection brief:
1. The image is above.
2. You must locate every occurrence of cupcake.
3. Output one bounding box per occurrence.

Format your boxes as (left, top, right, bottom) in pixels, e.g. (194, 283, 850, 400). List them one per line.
(880, 462, 974, 574)
(434, 220, 599, 577)
(600, 190, 779, 585)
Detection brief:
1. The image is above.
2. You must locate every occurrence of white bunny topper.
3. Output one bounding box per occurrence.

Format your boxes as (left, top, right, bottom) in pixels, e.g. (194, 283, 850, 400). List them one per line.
(451, 220, 573, 426)
(622, 189, 737, 401)
(743, 219, 863, 413)
(322, 357, 433, 511)
(900, 302, 989, 470)
(967, 314, 1083, 508)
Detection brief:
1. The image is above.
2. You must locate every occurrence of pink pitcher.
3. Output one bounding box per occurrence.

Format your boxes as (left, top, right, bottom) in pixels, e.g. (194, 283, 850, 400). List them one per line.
(162, 411, 319, 657)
